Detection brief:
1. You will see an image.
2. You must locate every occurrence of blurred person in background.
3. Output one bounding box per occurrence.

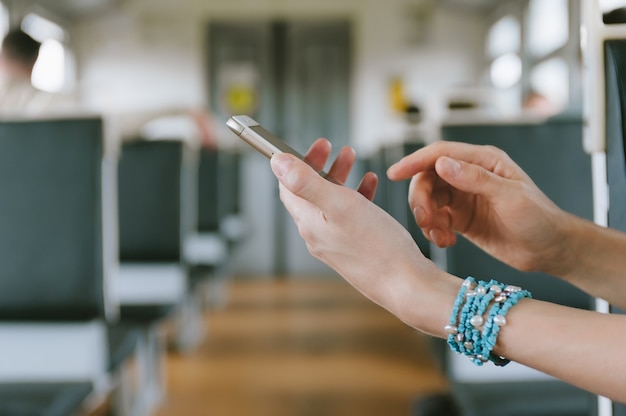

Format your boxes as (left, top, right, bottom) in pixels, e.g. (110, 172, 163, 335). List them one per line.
(0, 29, 48, 114)
(0, 28, 75, 116)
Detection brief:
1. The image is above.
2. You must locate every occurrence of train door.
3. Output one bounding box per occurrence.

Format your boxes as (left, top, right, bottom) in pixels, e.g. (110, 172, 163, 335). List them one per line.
(208, 20, 352, 276)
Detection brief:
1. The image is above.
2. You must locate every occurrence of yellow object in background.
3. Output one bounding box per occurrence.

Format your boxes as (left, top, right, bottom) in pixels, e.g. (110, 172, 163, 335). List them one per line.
(225, 84, 258, 116)
(390, 77, 408, 113)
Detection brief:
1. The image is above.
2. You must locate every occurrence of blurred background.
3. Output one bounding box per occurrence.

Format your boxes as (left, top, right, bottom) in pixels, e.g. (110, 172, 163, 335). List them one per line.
(0, 0, 623, 415)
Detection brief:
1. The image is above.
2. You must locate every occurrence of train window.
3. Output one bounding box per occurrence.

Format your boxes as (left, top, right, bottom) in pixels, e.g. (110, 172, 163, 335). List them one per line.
(530, 57, 569, 111)
(486, 15, 520, 60)
(526, 0, 568, 59)
(32, 39, 66, 92)
(21, 13, 71, 93)
(490, 52, 522, 89)
(486, 0, 579, 111)
(487, 14, 522, 90)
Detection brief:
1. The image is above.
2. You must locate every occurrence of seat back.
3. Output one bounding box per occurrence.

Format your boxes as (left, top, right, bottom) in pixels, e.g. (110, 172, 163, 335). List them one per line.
(0, 117, 111, 383)
(197, 148, 242, 233)
(118, 140, 196, 263)
(606, 41, 626, 233)
(197, 149, 221, 233)
(442, 117, 594, 310)
(0, 118, 107, 321)
(382, 143, 431, 259)
(440, 117, 597, 415)
(604, 39, 626, 416)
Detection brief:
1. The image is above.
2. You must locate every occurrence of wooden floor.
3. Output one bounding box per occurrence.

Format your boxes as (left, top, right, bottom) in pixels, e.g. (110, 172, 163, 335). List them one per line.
(155, 277, 449, 416)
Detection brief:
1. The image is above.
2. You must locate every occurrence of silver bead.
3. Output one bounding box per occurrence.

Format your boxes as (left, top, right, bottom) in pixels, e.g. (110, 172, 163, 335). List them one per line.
(444, 324, 458, 335)
(464, 341, 474, 350)
(476, 286, 487, 296)
(470, 315, 484, 327)
(493, 315, 507, 326)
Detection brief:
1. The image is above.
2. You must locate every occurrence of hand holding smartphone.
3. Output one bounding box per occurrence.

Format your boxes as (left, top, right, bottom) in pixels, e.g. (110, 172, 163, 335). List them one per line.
(226, 115, 333, 181)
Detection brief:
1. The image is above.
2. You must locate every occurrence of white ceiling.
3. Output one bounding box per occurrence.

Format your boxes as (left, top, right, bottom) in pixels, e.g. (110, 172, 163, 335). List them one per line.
(30, 0, 120, 19)
(28, 0, 499, 20)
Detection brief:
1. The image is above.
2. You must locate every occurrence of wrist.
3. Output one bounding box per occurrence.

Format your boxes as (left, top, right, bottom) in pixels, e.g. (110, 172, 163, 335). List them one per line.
(542, 212, 588, 281)
(393, 262, 462, 338)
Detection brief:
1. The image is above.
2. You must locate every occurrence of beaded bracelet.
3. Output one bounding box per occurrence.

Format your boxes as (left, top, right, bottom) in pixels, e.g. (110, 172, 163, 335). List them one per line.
(445, 276, 475, 353)
(446, 277, 532, 367)
(480, 285, 532, 365)
(464, 279, 499, 364)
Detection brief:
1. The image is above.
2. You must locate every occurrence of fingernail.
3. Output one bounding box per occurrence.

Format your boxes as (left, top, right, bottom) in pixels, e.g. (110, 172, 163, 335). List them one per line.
(430, 228, 444, 245)
(271, 154, 293, 178)
(413, 206, 426, 225)
(441, 157, 461, 177)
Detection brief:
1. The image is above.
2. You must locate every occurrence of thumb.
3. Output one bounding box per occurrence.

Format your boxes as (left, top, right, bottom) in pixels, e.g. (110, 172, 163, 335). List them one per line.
(435, 156, 508, 198)
(271, 153, 330, 206)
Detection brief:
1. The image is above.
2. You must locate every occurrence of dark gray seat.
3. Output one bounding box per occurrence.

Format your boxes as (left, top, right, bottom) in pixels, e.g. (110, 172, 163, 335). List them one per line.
(119, 140, 187, 265)
(442, 117, 594, 309)
(0, 383, 93, 416)
(379, 142, 431, 259)
(0, 118, 107, 322)
(116, 138, 203, 412)
(440, 116, 596, 415)
(604, 39, 626, 416)
(189, 148, 243, 307)
(0, 117, 109, 415)
(451, 380, 595, 416)
(117, 139, 191, 319)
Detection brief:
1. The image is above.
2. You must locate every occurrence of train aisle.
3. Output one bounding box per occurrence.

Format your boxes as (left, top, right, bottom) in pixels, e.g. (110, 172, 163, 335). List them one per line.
(156, 277, 448, 416)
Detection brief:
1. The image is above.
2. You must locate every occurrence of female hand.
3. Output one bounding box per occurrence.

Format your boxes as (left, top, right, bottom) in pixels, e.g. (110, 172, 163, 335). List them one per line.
(387, 141, 572, 276)
(271, 139, 458, 336)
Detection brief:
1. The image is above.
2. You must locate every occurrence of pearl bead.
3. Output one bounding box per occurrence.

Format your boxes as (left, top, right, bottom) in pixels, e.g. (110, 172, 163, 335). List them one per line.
(470, 315, 484, 327)
(495, 294, 507, 303)
(494, 315, 507, 326)
(466, 290, 476, 297)
(464, 341, 474, 350)
(476, 286, 487, 296)
(444, 324, 458, 335)
(489, 285, 502, 294)
(463, 279, 473, 288)
(455, 333, 465, 343)
(504, 285, 522, 293)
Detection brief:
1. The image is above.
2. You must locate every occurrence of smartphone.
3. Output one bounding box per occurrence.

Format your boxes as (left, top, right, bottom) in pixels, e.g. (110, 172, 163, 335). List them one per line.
(226, 115, 332, 180)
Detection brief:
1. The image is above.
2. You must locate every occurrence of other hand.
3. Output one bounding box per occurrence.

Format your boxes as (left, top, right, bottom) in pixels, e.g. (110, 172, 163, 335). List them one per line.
(387, 141, 570, 275)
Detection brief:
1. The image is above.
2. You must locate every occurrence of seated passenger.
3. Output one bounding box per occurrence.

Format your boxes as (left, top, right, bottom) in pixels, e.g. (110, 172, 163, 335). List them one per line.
(0, 29, 75, 116)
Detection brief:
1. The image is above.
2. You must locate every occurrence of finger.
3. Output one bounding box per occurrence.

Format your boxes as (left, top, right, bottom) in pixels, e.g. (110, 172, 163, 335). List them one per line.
(408, 170, 436, 227)
(386, 141, 523, 181)
(407, 171, 457, 246)
(271, 152, 335, 210)
(278, 182, 318, 225)
(432, 175, 453, 208)
(434, 156, 510, 200)
(429, 226, 457, 248)
(327, 146, 356, 184)
(356, 172, 378, 201)
(304, 138, 332, 172)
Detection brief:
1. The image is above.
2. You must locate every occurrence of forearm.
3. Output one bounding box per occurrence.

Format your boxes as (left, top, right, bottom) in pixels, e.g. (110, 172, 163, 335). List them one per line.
(401, 273, 626, 403)
(495, 299, 626, 403)
(556, 213, 626, 309)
